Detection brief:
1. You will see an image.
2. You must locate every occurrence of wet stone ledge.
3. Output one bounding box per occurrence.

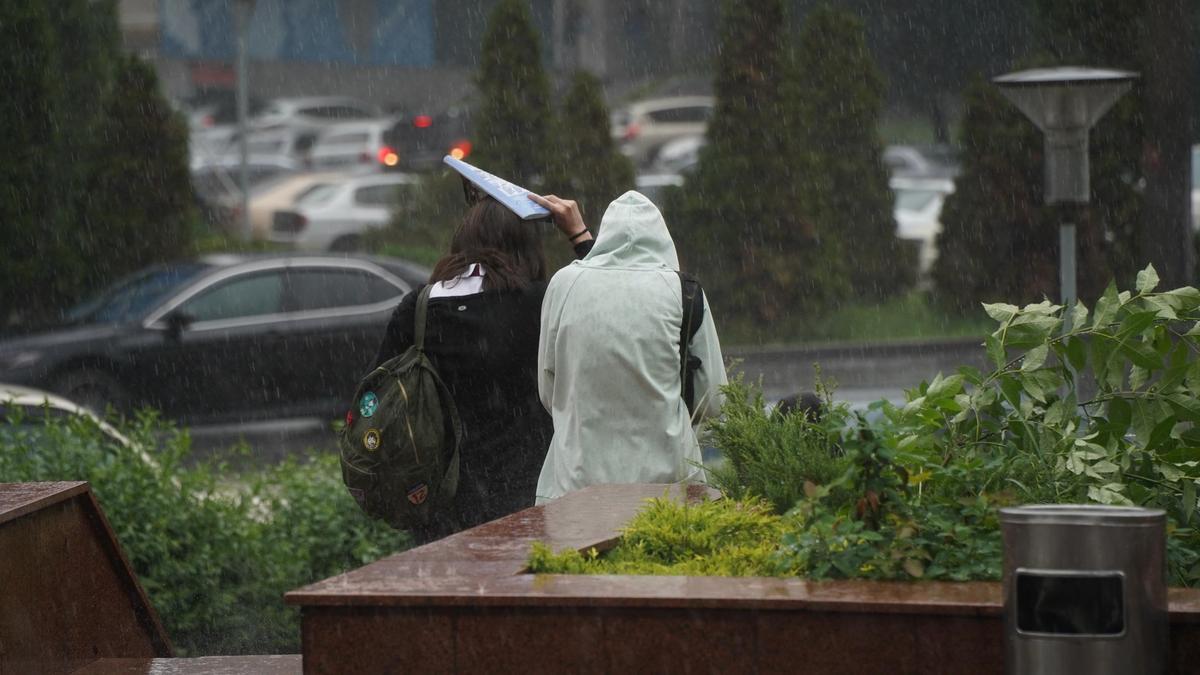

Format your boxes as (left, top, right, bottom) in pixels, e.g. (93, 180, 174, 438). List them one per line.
(286, 483, 1200, 674)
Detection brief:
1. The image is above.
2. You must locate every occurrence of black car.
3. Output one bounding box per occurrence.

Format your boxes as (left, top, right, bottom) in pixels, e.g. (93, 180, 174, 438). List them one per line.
(0, 254, 428, 424)
(384, 105, 473, 171)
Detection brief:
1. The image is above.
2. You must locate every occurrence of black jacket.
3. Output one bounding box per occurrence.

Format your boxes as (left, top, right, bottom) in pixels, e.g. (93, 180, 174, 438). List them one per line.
(372, 243, 592, 540)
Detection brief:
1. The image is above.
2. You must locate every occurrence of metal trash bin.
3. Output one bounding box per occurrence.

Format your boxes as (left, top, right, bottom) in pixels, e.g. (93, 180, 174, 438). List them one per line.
(1000, 505, 1167, 675)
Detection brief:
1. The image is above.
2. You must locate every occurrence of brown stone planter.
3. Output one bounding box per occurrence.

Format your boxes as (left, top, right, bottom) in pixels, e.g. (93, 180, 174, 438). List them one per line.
(286, 484, 1200, 674)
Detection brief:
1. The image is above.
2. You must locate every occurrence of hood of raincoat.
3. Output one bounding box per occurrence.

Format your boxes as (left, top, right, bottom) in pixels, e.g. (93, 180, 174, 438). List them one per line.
(580, 191, 680, 271)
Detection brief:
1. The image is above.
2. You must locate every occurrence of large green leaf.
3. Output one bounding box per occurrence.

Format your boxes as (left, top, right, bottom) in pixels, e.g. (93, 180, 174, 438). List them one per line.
(1136, 264, 1160, 294)
(926, 374, 964, 399)
(1065, 336, 1087, 373)
(1069, 300, 1089, 331)
(1117, 310, 1159, 340)
(983, 302, 1020, 323)
(985, 334, 1006, 370)
(1164, 286, 1200, 312)
(1107, 398, 1132, 438)
(1092, 282, 1121, 329)
(1005, 316, 1060, 348)
(1021, 345, 1049, 371)
(1120, 341, 1163, 371)
(1168, 394, 1200, 423)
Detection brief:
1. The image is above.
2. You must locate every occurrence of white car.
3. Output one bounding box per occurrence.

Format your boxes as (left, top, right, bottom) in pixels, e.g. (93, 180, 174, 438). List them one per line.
(253, 96, 382, 128)
(243, 171, 357, 240)
(635, 173, 685, 209)
(611, 96, 715, 166)
(891, 176, 955, 279)
(1192, 145, 1200, 231)
(0, 383, 162, 469)
(649, 134, 705, 174)
(269, 173, 419, 251)
(308, 120, 399, 171)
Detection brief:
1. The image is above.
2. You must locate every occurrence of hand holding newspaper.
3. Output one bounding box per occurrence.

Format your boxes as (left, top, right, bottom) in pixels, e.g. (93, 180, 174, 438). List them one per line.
(443, 155, 551, 221)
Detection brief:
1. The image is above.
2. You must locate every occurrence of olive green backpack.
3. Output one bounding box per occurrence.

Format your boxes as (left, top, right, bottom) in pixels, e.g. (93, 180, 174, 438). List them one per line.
(339, 286, 463, 530)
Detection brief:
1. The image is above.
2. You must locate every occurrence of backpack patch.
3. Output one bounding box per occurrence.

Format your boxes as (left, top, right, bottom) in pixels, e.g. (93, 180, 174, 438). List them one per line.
(407, 483, 429, 505)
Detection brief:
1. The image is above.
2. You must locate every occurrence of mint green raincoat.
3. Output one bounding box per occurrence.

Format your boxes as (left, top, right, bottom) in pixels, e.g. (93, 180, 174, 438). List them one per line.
(535, 191, 727, 504)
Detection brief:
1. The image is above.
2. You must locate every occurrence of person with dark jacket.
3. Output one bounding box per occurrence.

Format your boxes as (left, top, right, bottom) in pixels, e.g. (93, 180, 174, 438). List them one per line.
(372, 194, 592, 542)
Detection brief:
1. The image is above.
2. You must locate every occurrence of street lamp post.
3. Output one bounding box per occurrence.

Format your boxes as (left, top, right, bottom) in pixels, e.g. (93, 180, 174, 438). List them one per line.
(993, 67, 1138, 332)
(232, 0, 257, 242)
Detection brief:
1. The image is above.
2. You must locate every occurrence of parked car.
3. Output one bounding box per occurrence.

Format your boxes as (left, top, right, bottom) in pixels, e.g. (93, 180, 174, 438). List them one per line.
(254, 96, 382, 128)
(891, 176, 955, 278)
(883, 144, 960, 179)
(649, 134, 705, 174)
(611, 96, 715, 166)
(241, 171, 358, 240)
(229, 124, 324, 164)
(270, 172, 420, 251)
(307, 119, 400, 171)
(383, 105, 474, 171)
(0, 255, 428, 424)
(1, 383, 133, 446)
(635, 173, 685, 209)
(191, 155, 301, 230)
(185, 90, 266, 131)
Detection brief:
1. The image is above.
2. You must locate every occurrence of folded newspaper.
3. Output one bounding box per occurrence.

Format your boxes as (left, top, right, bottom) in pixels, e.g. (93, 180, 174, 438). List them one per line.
(443, 155, 550, 221)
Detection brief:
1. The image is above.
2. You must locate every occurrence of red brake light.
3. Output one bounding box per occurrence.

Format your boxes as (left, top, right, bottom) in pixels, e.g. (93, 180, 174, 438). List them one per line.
(623, 122, 641, 141)
(449, 139, 472, 160)
(377, 146, 400, 167)
(413, 115, 433, 129)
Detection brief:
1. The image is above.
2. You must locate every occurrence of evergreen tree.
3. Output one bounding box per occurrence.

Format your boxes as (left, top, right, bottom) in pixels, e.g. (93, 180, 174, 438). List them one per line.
(0, 3, 71, 320)
(545, 71, 635, 231)
(672, 0, 844, 324)
(931, 77, 1056, 310)
(0, 1, 194, 324)
(81, 54, 195, 287)
(934, 0, 1151, 311)
(472, 0, 554, 187)
(793, 6, 912, 299)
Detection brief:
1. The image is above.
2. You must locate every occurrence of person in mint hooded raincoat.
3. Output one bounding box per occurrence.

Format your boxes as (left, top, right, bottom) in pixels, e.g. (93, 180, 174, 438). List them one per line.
(533, 190, 726, 504)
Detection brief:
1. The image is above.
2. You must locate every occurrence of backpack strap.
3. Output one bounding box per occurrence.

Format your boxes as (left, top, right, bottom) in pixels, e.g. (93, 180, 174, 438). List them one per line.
(414, 285, 433, 352)
(677, 272, 705, 417)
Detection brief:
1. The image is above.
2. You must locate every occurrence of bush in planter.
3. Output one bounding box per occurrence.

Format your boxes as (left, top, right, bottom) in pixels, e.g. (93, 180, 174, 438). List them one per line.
(0, 409, 408, 654)
(530, 264, 1200, 586)
(528, 496, 783, 577)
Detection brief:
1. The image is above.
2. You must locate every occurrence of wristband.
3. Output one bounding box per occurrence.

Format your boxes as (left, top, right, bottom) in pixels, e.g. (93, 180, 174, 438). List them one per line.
(569, 228, 590, 243)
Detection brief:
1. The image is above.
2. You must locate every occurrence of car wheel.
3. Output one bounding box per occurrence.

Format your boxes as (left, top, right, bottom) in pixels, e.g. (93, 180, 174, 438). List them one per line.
(51, 368, 130, 417)
(329, 235, 363, 252)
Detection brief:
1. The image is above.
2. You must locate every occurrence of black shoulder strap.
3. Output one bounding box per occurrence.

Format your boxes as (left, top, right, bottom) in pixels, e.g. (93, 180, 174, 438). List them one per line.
(678, 272, 705, 417)
(414, 285, 433, 352)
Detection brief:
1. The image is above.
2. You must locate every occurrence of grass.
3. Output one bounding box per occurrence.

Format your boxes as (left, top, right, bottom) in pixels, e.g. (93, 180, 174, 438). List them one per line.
(721, 290, 993, 347)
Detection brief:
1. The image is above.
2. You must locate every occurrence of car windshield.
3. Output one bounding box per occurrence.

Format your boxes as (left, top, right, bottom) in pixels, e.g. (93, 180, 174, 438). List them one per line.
(64, 263, 211, 324)
(295, 183, 341, 206)
(894, 189, 940, 212)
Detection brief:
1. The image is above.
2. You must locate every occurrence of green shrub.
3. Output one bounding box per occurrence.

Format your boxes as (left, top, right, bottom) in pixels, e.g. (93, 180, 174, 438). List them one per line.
(704, 377, 847, 514)
(0, 409, 407, 654)
(528, 496, 782, 577)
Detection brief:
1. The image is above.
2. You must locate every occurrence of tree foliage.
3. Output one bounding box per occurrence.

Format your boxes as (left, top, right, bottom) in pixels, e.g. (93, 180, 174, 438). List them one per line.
(673, 0, 845, 323)
(80, 55, 196, 290)
(471, 0, 554, 187)
(794, 6, 912, 299)
(934, 0, 1150, 312)
(545, 71, 635, 231)
(0, 1, 194, 325)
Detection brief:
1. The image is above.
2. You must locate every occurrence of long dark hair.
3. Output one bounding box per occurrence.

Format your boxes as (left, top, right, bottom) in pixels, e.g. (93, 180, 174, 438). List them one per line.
(429, 197, 547, 291)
